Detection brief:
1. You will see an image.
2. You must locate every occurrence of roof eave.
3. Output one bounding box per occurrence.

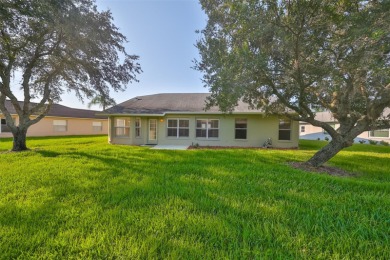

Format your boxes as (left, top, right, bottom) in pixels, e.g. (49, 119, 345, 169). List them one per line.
(102, 111, 266, 116)
(100, 113, 165, 117)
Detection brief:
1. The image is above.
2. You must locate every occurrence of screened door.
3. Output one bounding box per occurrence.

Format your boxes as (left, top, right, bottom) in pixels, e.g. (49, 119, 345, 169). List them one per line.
(148, 119, 158, 144)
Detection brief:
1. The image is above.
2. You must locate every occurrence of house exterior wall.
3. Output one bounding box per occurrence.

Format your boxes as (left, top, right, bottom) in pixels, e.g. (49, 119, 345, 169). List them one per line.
(109, 114, 299, 148)
(0, 116, 18, 134)
(0, 115, 108, 137)
(300, 122, 390, 143)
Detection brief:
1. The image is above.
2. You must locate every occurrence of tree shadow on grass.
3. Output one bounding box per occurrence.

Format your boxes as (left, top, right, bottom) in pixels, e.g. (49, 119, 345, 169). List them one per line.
(35, 150, 61, 158)
(1, 146, 389, 258)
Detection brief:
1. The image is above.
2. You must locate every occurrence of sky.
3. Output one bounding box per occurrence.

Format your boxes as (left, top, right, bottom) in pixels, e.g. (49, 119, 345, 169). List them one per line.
(61, 0, 208, 110)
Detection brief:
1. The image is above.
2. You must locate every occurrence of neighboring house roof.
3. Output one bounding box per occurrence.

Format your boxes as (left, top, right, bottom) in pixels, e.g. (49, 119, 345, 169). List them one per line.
(307, 111, 336, 123)
(2, 100, 106, 119)
(102, 93, 262, 115)
(300, 109, 390, 124)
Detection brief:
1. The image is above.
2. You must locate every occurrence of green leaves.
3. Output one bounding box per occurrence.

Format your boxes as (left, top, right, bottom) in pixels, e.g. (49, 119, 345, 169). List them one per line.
(0, 0, 141, 150)
(196, 0, 390, 166)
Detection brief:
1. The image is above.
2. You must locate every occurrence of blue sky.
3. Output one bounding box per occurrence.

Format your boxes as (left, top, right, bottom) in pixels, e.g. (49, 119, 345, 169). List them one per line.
(62, 0, 208, 109)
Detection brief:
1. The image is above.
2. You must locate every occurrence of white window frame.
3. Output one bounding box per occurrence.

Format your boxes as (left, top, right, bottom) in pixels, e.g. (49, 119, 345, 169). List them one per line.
(369, 129, 390, 138)
(167, 118, 190, 138)
(92, 121, 103, 132)
(0, 118, 5, 134)
(114, 118, 130, 137)
(53, 120, 67, 132)
(196, 119, 219, 139)
(278, 119, 291, 141)
(149, 119, 157, 141)
(135, 118, 141, 138)
(235, 118, 247, 140)
(1, 117, 16, 133)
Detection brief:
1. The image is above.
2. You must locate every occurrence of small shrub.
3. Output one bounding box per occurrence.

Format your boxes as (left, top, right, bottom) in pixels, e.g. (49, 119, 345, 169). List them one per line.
(324, 137, 329, 141)
(358, 140, 366, 144)
(380, 140, 389, 146)
(191, 142, 200, 148)
(317, 138, 321, 141)
(368, 140, 378, 145)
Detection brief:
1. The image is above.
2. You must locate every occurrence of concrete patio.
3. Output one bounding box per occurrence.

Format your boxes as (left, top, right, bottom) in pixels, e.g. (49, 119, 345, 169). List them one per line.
(151, 145, 189, 150)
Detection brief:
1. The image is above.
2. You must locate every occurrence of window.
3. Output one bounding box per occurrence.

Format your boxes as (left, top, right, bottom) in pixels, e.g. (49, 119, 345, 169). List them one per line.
(114, 118, 130, 137)
(235, 118, 247, 139)
(279, 119, 291, 141)
(323, 123, 336, 134)
(1, 118, 6, 133)
(149, 119, 157, 140)
(135, 118, 141, 138)
(92, 121, 102, 132)
(196, 119, 219, 138)
(167, 119, 189, 138)
(370, 129, 389, 138)
(1, 118, 12, 132)
(53, 120, 67, 132)
(300, 125, 305, 133)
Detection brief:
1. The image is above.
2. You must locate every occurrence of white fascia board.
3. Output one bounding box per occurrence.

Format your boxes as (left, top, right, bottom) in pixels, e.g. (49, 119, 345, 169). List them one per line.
(104, 111, 265, 117)
(164, 111, 264, 115)
(104, 113, 165, 117)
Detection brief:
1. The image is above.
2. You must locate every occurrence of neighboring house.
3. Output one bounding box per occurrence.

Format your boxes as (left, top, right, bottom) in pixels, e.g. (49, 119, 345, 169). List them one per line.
(299, 111, 390, 143)
(101, 93, 299, 148)
(0, 100, 108, 138)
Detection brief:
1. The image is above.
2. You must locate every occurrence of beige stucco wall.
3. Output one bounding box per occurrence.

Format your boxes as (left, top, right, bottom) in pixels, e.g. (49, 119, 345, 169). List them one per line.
(300, 123, 323, 136)
(0, 115, 108, 137)
(109, 114, 299, 148)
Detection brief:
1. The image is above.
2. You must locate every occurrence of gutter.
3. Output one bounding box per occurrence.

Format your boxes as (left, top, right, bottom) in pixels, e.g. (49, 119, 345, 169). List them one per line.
(99, 111, 266, 117)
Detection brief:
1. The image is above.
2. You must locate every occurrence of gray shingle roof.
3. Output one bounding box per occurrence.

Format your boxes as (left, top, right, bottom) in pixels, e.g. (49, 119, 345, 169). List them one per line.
(102, 93, 262, 115)
(2, 100, 106, 119)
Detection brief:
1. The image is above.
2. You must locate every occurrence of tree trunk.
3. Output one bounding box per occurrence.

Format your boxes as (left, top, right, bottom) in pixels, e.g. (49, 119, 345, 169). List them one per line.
(11, 127, 28, 151)
(306, 139, 352, 167)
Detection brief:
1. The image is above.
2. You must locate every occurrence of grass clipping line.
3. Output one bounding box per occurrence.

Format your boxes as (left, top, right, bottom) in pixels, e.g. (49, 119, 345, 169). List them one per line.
(289, 162, 357, 177)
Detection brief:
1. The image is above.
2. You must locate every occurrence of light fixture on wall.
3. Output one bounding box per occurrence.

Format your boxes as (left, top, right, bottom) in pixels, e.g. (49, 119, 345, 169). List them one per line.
(160, 119, 164, 122)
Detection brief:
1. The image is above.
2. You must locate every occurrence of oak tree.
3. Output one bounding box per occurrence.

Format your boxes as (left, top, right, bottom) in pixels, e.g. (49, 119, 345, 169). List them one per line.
(195, 0, 390, 167)
(0, 0, 141, 151)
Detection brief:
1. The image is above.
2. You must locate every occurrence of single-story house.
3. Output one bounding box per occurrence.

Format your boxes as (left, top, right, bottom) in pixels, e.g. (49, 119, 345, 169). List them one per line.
(0, 100, 108, 138)
(299, 111, 390, 143)
(101, 93, 299, 148)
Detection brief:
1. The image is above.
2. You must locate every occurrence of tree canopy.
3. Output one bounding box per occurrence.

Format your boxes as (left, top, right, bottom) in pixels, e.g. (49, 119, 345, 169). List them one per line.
(0, 0, 141, 150)
(195, 0, 390, 166)
(87, 95, 116, 111)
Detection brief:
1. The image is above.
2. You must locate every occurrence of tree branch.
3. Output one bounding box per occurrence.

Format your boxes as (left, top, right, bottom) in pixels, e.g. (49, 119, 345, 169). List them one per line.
(0, 93, 17, 131)
(26, 99, 53, 128)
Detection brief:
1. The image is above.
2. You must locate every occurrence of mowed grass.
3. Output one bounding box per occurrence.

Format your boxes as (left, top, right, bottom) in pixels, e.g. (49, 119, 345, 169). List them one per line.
(0, 136, 389, 259)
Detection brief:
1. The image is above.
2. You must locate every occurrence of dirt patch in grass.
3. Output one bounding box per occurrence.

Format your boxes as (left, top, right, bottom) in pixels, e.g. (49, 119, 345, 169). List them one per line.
(289, 162, 357, 177)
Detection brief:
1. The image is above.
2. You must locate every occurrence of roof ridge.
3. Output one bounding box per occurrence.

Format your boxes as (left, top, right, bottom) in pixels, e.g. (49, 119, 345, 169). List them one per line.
(3, 100, 105, 119)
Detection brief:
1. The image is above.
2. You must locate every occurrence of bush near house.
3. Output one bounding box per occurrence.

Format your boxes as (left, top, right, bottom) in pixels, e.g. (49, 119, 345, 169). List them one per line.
(0, 136, 389, 259)
(368, 140, 378, 145)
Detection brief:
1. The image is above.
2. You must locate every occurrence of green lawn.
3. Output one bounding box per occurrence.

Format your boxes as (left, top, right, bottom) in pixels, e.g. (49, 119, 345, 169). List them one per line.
(0, 136, 389, 259)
